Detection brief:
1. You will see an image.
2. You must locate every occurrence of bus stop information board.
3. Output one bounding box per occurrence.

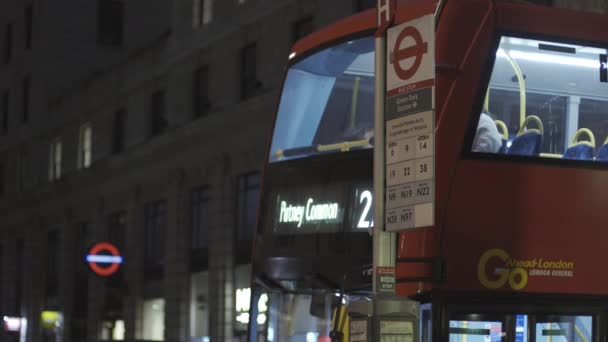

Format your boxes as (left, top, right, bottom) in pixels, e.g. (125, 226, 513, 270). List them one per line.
(385, 13, 435, 231)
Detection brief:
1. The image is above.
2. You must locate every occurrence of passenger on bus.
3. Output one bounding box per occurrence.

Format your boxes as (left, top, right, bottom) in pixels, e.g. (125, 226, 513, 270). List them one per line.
(472, 112, 502, 153)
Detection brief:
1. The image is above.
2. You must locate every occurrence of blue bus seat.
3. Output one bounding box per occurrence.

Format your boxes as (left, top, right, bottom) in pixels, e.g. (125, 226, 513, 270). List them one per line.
(507, 115, 544, 157)
(563, 128, 595, 161)
(595, 134, 608, 161)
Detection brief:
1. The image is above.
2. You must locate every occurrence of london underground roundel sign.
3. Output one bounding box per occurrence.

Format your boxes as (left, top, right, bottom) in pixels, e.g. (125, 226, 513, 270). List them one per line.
(86, 242, 123, 276)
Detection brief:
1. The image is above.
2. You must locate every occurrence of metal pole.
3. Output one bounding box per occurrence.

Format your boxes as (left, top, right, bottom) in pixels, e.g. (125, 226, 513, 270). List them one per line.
(373, 33, 396, 295)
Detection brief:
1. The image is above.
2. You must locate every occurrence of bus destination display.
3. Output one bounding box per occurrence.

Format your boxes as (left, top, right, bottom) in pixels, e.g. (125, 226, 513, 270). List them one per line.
(273, 184, 374, 233)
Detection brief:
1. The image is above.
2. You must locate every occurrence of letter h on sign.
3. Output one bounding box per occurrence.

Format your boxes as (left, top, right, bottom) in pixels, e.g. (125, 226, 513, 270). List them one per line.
(377, 0, 395, 36)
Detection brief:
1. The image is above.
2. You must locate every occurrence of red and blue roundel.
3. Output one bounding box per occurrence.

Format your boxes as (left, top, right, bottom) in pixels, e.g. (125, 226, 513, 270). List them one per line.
(86, 242, 123, 276)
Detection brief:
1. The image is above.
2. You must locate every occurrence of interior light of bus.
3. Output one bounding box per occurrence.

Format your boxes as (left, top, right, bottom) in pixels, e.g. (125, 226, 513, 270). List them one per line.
(257, 313, 266, 325)
(497, 49, 600, 69)
(306, 332, 319, 342)
(289, 52, 296, 60)
(502, 38, 606, 55)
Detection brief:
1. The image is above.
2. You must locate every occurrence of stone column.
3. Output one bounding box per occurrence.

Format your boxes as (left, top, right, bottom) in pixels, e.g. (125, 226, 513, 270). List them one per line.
(59, 209, 74, 342)
(124, 186, 144, 340)
(25, 216, 44, 342)
(164, 169, 190, 342)
(87, 198, 107, 341)
(208, 154, 235, 341)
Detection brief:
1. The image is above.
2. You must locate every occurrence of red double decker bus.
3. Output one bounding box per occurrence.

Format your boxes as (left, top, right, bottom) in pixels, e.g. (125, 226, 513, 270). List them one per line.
(247, 0, 608, 341)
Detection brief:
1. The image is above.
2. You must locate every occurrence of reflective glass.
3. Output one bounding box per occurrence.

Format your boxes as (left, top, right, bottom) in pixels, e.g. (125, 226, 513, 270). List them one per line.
(269, 36, 375, 162)
(472, 36, 608, 162)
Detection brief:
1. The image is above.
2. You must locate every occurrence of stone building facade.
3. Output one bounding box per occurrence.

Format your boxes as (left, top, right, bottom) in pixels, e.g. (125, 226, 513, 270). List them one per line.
(0, 0, 606, 342)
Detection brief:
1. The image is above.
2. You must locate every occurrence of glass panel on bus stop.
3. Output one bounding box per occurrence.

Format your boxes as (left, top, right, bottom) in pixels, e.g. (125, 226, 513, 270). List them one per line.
(269, 36, 375, 163)
(471, 36, 608, 163)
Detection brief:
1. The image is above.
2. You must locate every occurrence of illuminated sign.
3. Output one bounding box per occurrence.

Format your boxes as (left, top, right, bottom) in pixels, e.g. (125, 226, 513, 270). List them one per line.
(235, 288, 268, 326)
(41, 311, 62, 330)
(86, 242, 123, 276)
(274, 186, 374, 233)
(3, 317, 23, 332)
(279, 199, 341, 227)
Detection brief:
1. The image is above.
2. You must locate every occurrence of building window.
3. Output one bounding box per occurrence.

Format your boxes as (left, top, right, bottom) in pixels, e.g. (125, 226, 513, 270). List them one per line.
(15, 239, 24, 315)
(25, 5, 33, 49)
(149, 90, 167, 137)
(108, 211, 126, 251)
(144, 200, 166, 275)
(46, 230, 60, 298)
(193, 0, 213, 28)
(193, 66, 210, 118)
(0, 164, 4, 196)
(22, 77, 30, 123)
(98, 0, 124, 46)
(354, 0, 375, 11)
(48, 138, 62, 181)
(72, 223, 89, 341)
(292, 17, 313, 44)
(106, 211, 126, 306)
(113, 108, 126, 154)
(2, 90, 8, 134)
(142, 299, 165, 341)
(240, 43, 259, 100)
(78, 124, 93, 169)
(236, 172, 260, 243)
(3, 24, 12, 64)
(190, 187, 210, 250)
(18, 149, 28, 192)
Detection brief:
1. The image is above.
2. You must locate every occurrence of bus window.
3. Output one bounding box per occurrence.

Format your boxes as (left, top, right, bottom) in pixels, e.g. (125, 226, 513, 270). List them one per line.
(471, 36, 608, 162)
(534, 315, 592, 342)
(449, 316, 505, 342)
(265, 292, 342, 342)
(269, 36, 374, 163)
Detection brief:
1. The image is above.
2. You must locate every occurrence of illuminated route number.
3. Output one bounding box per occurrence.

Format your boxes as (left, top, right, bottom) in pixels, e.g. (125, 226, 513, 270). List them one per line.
(356, 190, 374, 229)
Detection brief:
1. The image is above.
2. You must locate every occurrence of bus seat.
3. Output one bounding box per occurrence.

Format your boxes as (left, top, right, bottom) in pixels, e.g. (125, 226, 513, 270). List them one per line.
(495, 120, 508, 154)
(507, 115, 544, 156)
(596, 135, 608, 161)
(563, 128, 595, 161)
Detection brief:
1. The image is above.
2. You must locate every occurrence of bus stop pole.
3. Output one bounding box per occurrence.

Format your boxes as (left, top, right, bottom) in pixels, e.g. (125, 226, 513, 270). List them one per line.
(373, 29, 396, 295)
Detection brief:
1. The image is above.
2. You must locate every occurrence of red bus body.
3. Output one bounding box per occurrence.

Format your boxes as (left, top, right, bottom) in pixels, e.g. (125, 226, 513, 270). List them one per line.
(290, 0, 608, 297)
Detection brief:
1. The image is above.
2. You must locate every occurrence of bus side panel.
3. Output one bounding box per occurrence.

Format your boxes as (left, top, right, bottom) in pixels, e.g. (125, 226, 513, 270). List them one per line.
(396, 0, 496, 296)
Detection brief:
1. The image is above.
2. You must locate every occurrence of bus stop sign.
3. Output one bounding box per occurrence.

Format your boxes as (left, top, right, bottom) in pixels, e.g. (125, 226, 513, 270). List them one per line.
(392, 26, 429, 80)
(384, 13, 436, 231)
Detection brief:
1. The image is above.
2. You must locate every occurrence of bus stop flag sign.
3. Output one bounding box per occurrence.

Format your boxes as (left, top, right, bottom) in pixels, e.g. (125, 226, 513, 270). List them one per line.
(385, 13, 435, 231)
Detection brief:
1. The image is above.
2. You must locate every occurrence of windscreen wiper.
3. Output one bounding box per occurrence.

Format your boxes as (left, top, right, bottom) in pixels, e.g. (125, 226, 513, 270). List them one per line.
(275, 137, 374, 159)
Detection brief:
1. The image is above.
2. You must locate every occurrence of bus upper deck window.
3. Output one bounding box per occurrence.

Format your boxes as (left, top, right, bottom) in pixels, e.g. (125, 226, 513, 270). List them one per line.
(269, 36, 375, 163)
(471, 36, 608, 164)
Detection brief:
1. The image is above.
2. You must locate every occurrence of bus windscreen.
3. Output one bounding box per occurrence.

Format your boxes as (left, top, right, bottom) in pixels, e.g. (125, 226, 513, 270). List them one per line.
(269, 35, 375, 162)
